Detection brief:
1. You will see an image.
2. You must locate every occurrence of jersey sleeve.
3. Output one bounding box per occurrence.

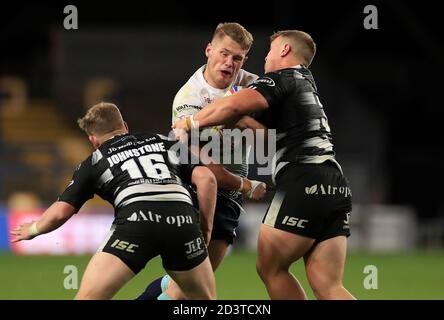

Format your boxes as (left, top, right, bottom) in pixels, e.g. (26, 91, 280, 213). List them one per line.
(164, 137, 202, 186)
(172, 85, 203, 124)
(248, 72, 290, 107)
(58, 159, 95, 211)
(177, 142, 201, 186)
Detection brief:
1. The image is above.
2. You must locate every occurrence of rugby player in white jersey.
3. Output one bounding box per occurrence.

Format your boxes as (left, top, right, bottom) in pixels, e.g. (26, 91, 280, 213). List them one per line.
(137, 22, 267, 300)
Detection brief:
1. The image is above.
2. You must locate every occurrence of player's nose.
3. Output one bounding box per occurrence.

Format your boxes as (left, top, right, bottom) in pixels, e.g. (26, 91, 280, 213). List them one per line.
(225, 56, 234, 67)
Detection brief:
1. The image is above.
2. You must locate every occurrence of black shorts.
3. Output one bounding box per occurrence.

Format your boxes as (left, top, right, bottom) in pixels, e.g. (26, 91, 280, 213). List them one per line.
(211, 195, 242, 245)
(188, 186, 241, 245)
(263, 161, 352, 242)
(98, 201, 208, 274)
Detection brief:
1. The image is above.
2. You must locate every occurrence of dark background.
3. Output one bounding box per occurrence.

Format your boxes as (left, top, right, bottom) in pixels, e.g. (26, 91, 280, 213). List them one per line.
(0, 0, 443, 220)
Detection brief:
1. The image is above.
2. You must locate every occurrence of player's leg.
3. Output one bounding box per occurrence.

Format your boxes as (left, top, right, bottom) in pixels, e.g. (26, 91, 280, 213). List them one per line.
(161, 202, 236, 300)
(302, 162, 354, 299)
(208, 239, 230, 270)
(167, 256, 216, 300)
(158, 201, 218, 300)
(206, 198, 238, 271)
(135, 276, 165, 300)
(162, 238, 229, 299)
(256, 224, 315, 299)
(160, 239, 229, 300)
(304, 235, 355, 300)
(256, 167, 318, 300)
(76, 252, 134, 299)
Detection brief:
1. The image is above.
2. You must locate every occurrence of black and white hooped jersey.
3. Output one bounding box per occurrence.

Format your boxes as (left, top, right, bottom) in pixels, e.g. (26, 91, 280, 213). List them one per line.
(249, 65, 341, 180)
(58, 133, 198, 214)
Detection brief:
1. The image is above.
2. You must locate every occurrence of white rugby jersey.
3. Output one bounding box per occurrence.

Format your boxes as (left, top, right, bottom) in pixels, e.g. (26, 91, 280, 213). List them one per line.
(172, 65, 258, 205)
(172, 65, 258, 122)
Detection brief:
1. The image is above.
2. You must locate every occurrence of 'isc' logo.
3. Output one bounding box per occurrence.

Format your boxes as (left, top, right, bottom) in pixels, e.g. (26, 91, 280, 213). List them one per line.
(110, 239, 139, 253)
(282, 216, 308, 228)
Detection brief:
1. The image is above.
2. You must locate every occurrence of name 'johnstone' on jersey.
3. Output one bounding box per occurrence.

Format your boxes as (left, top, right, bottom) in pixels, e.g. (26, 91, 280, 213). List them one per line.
(58, 133, 198, 216)
(249, 65, 341, 180)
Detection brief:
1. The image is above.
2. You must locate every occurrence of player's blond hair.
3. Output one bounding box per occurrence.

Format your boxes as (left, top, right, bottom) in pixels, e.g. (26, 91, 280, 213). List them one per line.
(212, 22, 253, 51)
(271, 30, 316, 67)
(77, 102, 124, 136)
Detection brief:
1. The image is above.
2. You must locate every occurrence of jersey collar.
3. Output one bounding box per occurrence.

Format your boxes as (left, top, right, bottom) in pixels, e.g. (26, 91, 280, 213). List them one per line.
(291, 64, 305, 69)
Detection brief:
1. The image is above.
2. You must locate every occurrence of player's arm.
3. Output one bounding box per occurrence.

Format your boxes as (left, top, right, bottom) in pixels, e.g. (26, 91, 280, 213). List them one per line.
(174, 88, 269, 130)
(172, 84, 267, 199)
(191, 166, 217, 245)
(11, 159, 94, 243)
(234, 115, 267, 130)
(10, 201, 77, 242)
(187, 140, 267, 200)
(206, 163, 266, 201)
(223, 115, 267, 130)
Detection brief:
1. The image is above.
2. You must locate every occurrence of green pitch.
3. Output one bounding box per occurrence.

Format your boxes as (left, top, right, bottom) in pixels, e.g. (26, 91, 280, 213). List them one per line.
(0, 250, 443, 300)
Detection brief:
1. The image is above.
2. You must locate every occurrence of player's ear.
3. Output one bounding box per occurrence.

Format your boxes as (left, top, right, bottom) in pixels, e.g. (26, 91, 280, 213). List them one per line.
(88, 135, 100, 149)
(123, 121, 129, 132)
(281, 43, 291, 57)
(205, 42, 212, 58)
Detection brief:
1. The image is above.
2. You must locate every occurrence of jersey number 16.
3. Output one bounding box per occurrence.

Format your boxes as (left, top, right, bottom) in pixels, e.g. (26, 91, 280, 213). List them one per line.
(121, 154, 171, 180)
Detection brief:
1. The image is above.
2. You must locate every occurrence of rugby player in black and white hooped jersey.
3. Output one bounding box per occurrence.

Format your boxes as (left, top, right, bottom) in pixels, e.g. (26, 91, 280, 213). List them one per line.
(138, 22, 268, 300)
(174, 30, 355, 300)
(11, 102, 218, 300)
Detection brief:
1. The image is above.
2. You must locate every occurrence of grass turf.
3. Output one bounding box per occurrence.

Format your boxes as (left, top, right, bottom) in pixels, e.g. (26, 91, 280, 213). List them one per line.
(0, 250, 443, 300)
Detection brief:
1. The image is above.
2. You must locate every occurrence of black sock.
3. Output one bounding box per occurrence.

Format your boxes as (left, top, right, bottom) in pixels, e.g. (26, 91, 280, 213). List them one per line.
(135, 277, 163, 300)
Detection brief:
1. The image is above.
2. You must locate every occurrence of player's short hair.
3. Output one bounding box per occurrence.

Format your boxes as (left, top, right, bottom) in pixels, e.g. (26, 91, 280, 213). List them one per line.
(77, 102, 124, 136)
(212, 22, 253, 51)
(270, 30, 316, 67)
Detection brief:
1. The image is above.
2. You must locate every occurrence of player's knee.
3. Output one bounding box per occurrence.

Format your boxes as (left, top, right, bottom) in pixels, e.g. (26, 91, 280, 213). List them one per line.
(207, 287, 217, 300)
(311, 284, 345, 300)
(256, 253, 288, 282)
(256, 258, 266, 281)
(256, 257, 275, 282)
(201, 291, 216, 300)
(75, 292, 95, 300)
(189, 284, 216, 300)
(186, 272, 216, 300)
(75, 289, 107, 300)
(76, 280, 115, 300)
(202, 277, 217, 300)
(306, 267, 342, 299)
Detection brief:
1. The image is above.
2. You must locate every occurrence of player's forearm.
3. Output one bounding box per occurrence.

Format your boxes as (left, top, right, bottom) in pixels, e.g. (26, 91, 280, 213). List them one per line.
(235, 116, 267, 130)
(206, 163, 242, 191)
(197, 176, 217, 231)
(193, 97, 241, 128)
(34, 201, 76, 235)
(192, 168, 217, 243)
(197, 191, 216, 245)
(193, 89, 269, 128)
